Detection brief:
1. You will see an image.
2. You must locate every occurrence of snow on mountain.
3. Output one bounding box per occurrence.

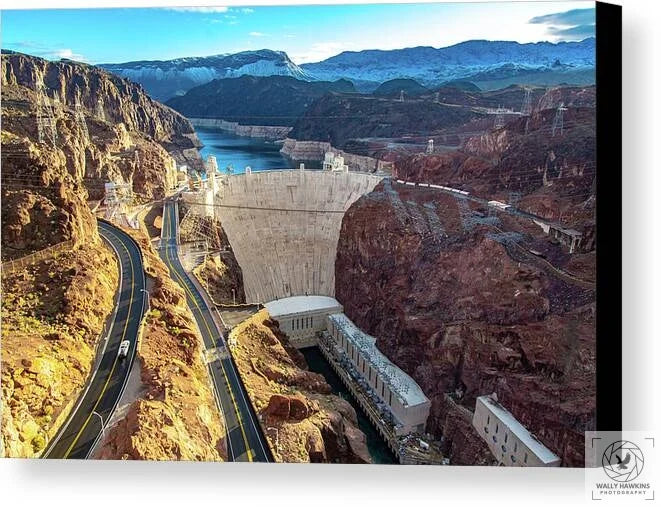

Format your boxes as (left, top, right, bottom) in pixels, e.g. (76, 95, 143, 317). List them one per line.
(301, 38, 596, 89)
(100, 49, 312, 101)
(100, 39, 595, 101)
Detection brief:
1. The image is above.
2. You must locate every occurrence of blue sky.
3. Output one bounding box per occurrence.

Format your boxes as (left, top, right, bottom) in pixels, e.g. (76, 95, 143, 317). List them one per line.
(1, 2, 595, 64)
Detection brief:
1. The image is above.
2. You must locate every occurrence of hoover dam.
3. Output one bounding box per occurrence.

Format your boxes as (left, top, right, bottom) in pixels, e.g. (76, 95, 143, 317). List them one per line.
(209, 169, 383, 303)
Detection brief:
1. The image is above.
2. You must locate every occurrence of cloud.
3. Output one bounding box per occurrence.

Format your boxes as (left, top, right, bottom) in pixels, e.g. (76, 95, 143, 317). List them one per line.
(166, 6, 228, 13)
(5, 41, 86, 62)
(529, 7, 595, 41)
(291, 42, 354, 64)
(529, 8, 595, 26)
(241, 8, 254, 14)
(249, 31, 267, 37)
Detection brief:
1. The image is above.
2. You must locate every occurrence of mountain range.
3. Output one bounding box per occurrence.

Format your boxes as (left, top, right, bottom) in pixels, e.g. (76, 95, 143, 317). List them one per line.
(166, 75, 355, 126)
(100, 38, 595, 101)
(100, 49, 311, 101)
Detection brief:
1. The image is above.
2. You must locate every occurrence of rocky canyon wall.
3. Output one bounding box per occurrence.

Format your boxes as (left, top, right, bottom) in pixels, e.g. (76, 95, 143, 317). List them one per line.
(335, 180, 596, 466)
(189, 118, 292, 141)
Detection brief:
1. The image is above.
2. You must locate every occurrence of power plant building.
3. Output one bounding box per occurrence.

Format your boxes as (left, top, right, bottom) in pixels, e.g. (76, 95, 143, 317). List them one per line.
(326, 313, 431, 435)
(265, 295, 343, 348)
(472, 394, 561, 467)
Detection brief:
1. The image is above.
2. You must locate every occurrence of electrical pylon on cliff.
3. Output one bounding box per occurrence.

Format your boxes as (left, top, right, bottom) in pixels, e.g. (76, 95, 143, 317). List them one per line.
(508, 191, 522, 208)
(521, 87, 533, 115)
(552, 102, 568, 137)
(95, 96, 106, 121)
(426, 139, 434, 154)
(104, 182, 133, 222)
(35, 76, 58, 146)
(179, 208, 223, 251)
(493, 106, 506, 129)
(74, 87, 89, 139)
(399, 90, 404, 102)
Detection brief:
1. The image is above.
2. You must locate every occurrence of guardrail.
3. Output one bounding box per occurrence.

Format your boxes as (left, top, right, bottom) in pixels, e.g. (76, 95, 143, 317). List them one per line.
(0, 240, 76, 276)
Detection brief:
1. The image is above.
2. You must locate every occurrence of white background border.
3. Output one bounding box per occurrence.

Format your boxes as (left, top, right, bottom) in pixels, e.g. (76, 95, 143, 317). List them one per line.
(1, 0, 658, 505)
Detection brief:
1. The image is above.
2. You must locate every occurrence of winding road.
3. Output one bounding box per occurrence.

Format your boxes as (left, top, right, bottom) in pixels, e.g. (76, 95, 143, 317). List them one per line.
(159, 199, 271, 462)
(43, 219, 146, 459)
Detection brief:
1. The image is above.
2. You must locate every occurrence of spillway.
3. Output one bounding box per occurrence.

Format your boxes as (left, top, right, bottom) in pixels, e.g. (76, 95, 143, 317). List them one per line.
(213, 170, 382, 303)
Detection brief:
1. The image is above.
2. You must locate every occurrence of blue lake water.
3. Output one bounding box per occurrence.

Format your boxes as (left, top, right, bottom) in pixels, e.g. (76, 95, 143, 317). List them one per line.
(196, 127, 319, 174)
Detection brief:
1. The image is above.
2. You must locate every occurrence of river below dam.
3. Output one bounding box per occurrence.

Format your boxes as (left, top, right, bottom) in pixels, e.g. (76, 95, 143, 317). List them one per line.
(196, 127, 320, 173)
(300, 346, 397, 464)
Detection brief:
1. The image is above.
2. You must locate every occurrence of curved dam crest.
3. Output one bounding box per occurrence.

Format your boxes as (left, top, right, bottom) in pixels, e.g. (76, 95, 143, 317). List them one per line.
(214, 170, 383, 303)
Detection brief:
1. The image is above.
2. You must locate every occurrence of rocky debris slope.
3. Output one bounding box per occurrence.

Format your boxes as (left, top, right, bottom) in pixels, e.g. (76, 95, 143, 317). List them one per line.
(1, 244, 118, 457)
(229, 310, 371, 463)
(194, 254, 245, 306)
(335, 182, 595, 466)
(95, 226, 227, 461)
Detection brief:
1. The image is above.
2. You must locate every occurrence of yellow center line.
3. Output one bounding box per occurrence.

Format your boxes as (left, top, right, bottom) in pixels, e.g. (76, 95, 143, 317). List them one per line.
(163, 202, 254, 462)
(63, 225, 136, 458)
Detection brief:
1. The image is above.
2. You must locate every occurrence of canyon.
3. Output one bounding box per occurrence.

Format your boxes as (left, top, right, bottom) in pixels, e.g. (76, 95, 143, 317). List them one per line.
(0, 52, 221, 459)
(334, 180, 595, 466)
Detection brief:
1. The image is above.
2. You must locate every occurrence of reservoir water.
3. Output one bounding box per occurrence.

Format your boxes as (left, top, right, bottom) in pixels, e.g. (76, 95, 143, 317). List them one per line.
(300, 346, 397, 464)
(196, 127, 319, 173)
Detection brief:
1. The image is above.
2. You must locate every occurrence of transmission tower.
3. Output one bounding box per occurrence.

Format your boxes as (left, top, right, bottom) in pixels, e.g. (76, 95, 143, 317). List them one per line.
(95, 96, 106, 121)
(426, 139, 434, 154)
(35, 76, 58, 146)
(493, 106, 506, 129)
(104, 182, 133, 222)
(521, 87, 533, 115)
(435, 91, 440, 104)
(399, 90, 405, 102)
(52, 91, 62, 112)
(552, 102, 568, 137)
(508, 191, 522, 208)
(179, 208, 223, 251)
(74, 88, 89, 139)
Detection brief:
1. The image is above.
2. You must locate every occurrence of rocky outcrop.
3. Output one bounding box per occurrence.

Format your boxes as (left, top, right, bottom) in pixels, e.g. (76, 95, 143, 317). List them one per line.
(189, 118, 292, 141)
(335, 181, 595, 466)
(229, 310, 371, 463)
(1, 244, 118, 457)
(1, 52, 202, 258)
(2, 51, 203, 170)
(95, 225, 227, 461)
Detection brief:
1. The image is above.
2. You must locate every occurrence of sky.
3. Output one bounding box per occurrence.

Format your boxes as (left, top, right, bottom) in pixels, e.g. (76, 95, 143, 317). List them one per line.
(1, 2, 596, 65)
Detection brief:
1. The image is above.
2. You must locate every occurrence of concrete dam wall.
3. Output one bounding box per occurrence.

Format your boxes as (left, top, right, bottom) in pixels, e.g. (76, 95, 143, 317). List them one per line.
(214, 170, 383, 303)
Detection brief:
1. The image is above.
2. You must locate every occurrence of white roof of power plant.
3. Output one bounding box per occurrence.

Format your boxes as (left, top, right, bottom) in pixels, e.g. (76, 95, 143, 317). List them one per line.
(328, 313, 429, 408)
(478, 395, 560, 464)
(265, 295, 342, 318)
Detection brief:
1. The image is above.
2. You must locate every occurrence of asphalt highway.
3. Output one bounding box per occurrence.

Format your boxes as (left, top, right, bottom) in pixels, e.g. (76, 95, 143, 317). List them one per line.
(159, 199, 271, 462)
(43, 219, 146, 459)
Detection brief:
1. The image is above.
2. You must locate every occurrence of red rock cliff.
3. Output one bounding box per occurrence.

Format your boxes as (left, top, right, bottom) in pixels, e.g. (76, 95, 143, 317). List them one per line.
(335, 180, 595, 466)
